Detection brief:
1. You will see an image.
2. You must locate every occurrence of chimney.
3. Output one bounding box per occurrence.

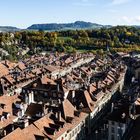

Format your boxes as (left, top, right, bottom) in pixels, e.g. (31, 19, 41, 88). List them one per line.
(24, 72, 27, 78)
(129, 105, 132, 118)
(103, 86, 107, 92)
(6, 113, 10, 119)
(57, 82, 60, 92)
(88, 85, 91, 93)
(5, 60, 8, 66)
(15, 75, 18, 82)
(28, 93, 32, 104)
(72, 90, 76, 103)
(57, 74, 59, 79)
(25, 94, 29, 104)
(4, 130, 6, 136)
(57, 111, 61, 121)
(121, 113, 126, 119)
(31, 91, 34, 103)
(111, 103, 114, 113)
(1, 116, 5, 122)
(79, 71, 82, 78)
(24, 119, 29, 128)
(72, 90, 75, 98)
(43, 105, 47, 115)
(87, 76, 90, 85)
(1, 79, 7, 95)
(96, 81, 99, 89)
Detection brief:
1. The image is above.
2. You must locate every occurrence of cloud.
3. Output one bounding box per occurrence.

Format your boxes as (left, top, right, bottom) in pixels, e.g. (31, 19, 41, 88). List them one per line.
(121, 16, 140, 24)
(111, 0, 132, 5)
(135, 16, 140, 22)
(122, 16, 132, 23)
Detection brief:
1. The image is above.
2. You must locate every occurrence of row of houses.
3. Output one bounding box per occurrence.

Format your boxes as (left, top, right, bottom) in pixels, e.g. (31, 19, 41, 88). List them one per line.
(0, 53, 126, 140)
(97, 52, 140, 140)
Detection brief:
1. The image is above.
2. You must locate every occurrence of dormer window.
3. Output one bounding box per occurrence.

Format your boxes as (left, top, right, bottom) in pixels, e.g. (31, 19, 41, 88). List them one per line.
(53, 93, 57, 98)
(2, 112, 10, 119)
(0, 103, 5, 109)
(1, 116, 5, 121)
(7, 113, 10, 119)
(58, 94, 61, 98)
(44, 92, 48, 97)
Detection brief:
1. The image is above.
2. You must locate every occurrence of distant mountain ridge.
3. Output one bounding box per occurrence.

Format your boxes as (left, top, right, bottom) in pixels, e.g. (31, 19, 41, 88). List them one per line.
(27, 21, 112, 31)
(0, 26, 20, 32)
(0, 21, 140, 32)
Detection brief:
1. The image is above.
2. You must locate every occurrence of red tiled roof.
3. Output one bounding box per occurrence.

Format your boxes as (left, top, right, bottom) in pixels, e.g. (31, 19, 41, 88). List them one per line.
(62, 99, 76, 119)
(16, 62, 26, 70)
(83, 90, 94, 112)
(41, 76, 56, 85)
(0, 63, 9, 78)
(45, 65, 59, 73)
(2, 128, 24, 140)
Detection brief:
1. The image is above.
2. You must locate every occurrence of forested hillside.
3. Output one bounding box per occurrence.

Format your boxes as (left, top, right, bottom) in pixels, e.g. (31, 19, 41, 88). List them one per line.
(0, 26, 140, 61)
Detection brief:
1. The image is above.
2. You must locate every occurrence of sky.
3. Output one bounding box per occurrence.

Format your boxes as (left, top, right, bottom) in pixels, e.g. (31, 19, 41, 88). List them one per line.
(0, 0, 140, 28)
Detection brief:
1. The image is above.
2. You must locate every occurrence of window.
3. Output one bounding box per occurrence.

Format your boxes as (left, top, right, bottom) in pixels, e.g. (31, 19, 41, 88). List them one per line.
(111, 135, 115, 140)
(112, 121, 115, 125)
(44, 92, 48, 97)
(111, 127, 115, 133)
(118, 123, 123, 127)
(75, 128, 78, 134)
(118, 128, 123, 137)
(34, 91, 37, 95)
(69, 133, 72, 139)
(72, 131, 74, 136)
(65, 134, 67, 137)
(40, 91, 44, 94)
(78, 125, 80, 131)
(53, 92, 57, 97)
(58, 94, 61, 98)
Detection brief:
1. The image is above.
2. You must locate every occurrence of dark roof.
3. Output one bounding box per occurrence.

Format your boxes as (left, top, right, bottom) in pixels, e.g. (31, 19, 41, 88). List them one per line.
(25, 103, 43, 117)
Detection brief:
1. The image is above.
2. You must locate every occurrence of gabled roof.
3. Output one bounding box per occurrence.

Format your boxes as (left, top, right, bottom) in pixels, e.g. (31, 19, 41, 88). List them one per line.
(33, 115, 55, 136)
(22, 124, 46, 140)
(88, 83, 96, 94)
(65, 57, 73, 64)
(83, 90, 94, 112)
(3, 75, 15, 85)
(2, 128, 24, 140)
(2, 60, 15, 69)
(62, 99, 76, 119)
(80, 66, 92, 75)
(3, 124, 46, 140)
(32, 68, 42, 75)
(45, 65, 59, 73)
(0, 63, 9, 78)
(16, 62, 26, 70)
(0, 95, 20, 115)
(41, 76, 56, 85)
